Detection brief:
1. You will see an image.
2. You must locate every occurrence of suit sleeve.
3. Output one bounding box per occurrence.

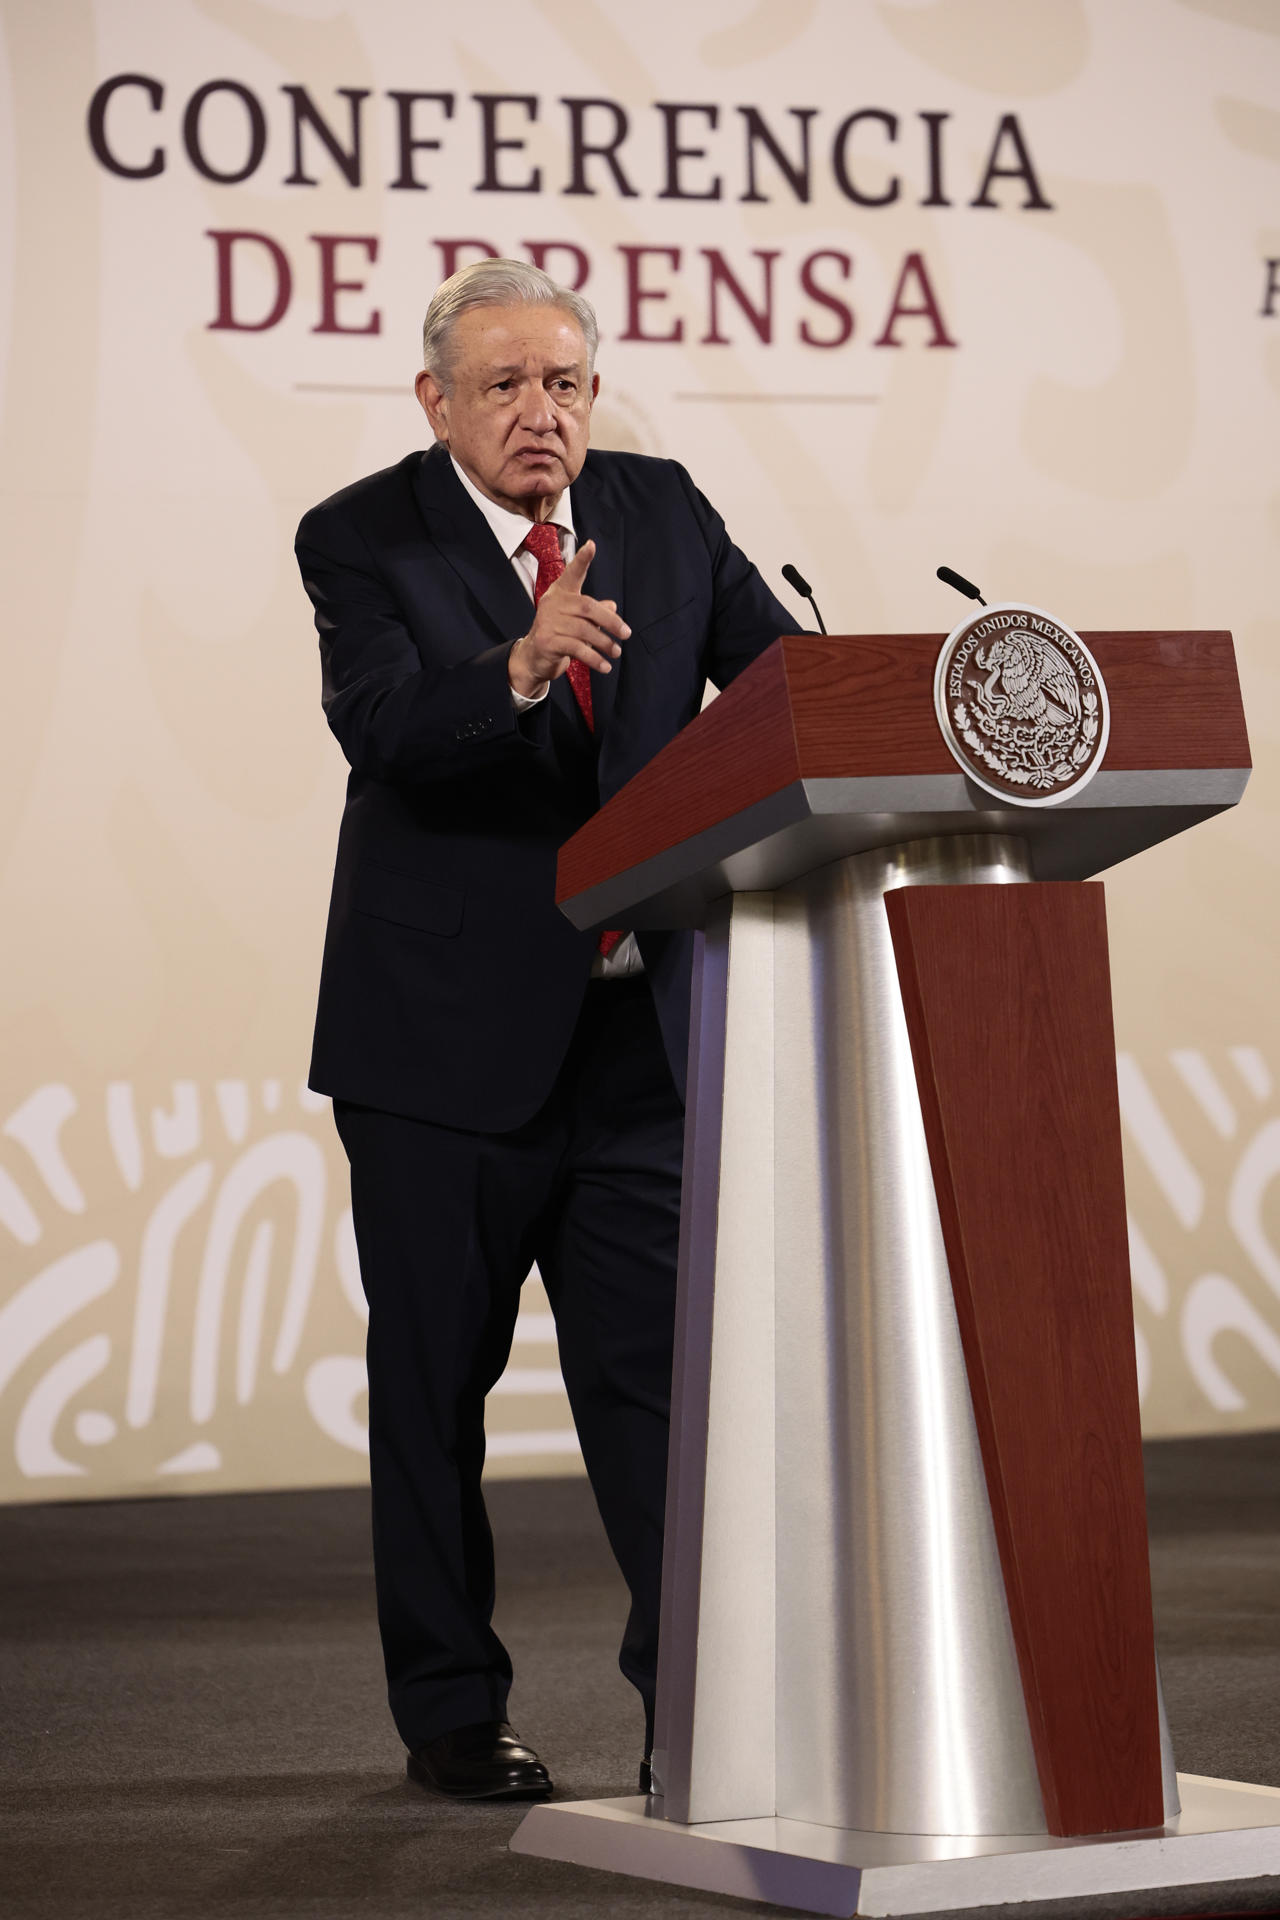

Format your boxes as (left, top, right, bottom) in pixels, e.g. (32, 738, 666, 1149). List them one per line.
(671, 463, 809, 689)
(295, 504, 549, 785)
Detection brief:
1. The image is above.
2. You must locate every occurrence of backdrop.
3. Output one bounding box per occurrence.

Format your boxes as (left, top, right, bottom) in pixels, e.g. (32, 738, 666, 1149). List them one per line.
(2, 0, 1279, 1504)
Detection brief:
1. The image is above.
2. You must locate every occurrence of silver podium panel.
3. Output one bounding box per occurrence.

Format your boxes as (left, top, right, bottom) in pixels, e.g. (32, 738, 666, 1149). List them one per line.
(771, 835, 1042, 1834)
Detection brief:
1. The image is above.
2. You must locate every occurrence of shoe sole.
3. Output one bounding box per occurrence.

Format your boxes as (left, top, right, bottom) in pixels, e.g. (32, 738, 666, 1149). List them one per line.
(406, 1755, 553, 1802)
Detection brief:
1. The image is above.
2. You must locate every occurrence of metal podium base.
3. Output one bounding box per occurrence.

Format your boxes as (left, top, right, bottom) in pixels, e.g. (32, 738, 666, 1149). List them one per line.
(511, 1775, 1280, 1918)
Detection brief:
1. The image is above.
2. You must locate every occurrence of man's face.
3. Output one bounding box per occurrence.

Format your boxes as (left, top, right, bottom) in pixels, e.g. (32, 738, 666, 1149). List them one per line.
(415, 303, 598, 518)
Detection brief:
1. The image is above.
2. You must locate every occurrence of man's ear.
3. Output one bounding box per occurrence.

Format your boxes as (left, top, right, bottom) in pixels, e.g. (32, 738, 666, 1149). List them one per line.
(590, 372, 600, 406)
(415, 368, 449, 443)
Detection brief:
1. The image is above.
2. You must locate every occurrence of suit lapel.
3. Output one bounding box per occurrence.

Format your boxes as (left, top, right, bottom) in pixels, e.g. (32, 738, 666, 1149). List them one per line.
(410, 444, 536, 650)
(570, 459, 626, 740)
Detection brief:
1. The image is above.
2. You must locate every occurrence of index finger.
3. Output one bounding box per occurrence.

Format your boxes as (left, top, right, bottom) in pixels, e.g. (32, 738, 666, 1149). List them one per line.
(561, 538, 595, 585)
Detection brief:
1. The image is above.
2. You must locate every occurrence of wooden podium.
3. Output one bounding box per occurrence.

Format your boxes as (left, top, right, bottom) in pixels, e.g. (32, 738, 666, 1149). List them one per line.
(512, 632, 1280, 1917)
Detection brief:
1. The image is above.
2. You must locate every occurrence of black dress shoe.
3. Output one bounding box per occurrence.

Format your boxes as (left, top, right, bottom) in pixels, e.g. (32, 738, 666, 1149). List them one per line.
(407, 1721, 553, 1801)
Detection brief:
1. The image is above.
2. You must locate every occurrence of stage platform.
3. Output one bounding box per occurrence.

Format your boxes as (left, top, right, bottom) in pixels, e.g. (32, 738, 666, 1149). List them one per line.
(2, 1433, 1279, 1920)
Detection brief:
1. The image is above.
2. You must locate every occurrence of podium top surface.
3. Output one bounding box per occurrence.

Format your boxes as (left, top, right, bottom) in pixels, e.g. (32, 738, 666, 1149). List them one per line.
(556, 630, 1250, 931)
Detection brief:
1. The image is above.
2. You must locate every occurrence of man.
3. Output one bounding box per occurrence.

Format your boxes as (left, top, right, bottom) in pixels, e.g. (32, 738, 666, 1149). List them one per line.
(296, 259, 797, 1800)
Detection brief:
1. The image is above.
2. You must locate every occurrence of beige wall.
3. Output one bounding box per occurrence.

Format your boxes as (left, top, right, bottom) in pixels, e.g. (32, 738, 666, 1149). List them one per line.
(1, 0, 1279, 1505)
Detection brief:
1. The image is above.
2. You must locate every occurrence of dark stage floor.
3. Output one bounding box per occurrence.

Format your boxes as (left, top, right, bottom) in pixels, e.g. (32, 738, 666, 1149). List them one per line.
(2, 1434, 1279, 1920)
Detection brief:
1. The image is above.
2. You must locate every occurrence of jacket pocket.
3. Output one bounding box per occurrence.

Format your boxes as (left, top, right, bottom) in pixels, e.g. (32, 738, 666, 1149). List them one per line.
(637, 594, 696, 653)
(351, 863, 464, 937)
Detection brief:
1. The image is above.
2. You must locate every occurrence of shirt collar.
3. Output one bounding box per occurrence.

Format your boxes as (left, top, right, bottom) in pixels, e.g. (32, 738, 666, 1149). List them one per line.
(449, 455, 576, 561)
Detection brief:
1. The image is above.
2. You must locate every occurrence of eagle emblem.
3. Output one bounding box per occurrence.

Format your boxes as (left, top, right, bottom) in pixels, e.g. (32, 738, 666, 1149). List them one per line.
(933, 604, 1109, 807)
(975, 633, 1082, 729)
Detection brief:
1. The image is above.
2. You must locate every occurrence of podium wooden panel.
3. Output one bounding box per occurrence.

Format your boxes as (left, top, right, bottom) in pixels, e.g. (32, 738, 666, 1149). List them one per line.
(885, 880, 1162, 1836)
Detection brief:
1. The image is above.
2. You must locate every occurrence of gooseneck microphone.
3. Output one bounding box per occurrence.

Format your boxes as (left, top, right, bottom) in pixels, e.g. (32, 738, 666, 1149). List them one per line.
(781, 563, 827, 635)
(936, 565, 987, 607)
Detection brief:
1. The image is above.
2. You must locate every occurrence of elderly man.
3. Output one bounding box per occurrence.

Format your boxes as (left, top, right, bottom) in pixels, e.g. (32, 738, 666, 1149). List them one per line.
(296, 259, 796, 1800)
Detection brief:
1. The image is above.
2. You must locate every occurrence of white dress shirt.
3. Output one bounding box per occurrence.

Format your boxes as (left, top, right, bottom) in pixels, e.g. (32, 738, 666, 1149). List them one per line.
(449, 457, 643, 981)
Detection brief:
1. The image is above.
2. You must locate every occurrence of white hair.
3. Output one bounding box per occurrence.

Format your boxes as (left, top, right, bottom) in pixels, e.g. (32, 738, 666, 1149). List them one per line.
(422, 259, 599, 391)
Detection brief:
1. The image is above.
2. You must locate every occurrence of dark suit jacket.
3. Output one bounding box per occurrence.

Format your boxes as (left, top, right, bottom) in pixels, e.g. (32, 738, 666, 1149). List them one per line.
(295, 440, 797, 1133)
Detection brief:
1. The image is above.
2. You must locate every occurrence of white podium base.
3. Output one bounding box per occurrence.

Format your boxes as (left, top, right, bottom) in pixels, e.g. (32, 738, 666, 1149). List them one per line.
(511, 1774, 1280, 1918)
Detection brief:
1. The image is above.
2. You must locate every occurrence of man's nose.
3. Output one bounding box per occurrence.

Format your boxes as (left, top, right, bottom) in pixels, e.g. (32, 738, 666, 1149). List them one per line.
(519, 385, 557, 432)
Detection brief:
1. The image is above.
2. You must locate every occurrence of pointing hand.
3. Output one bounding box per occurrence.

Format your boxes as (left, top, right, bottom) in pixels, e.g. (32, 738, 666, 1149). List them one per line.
(508, 540, 631, 699)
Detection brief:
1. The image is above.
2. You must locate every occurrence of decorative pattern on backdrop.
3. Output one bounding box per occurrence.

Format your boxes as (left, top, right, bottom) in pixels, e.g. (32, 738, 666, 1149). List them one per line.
(2, 1050, 1280, 1499)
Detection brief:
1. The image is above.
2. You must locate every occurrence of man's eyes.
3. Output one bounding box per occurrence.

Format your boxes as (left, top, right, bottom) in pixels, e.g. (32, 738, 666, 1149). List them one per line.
(489, 379, 577, 395)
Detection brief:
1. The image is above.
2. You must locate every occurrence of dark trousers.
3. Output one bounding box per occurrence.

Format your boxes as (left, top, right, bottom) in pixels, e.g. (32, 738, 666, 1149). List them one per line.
(334, 976, 684, 1754)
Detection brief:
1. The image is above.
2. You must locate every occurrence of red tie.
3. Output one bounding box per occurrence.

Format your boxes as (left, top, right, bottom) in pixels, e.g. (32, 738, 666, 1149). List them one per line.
(521, 522, 623, 962)
(523, 523, 593, 730)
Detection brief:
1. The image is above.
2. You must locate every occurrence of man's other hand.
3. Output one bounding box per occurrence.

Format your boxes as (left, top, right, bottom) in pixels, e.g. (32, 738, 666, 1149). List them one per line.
(508, 540, 631, 699)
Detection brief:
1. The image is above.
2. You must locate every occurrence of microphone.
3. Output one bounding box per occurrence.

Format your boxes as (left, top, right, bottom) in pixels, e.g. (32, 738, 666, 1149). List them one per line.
(936, 565, 987, 607)
(781, 563, 828, 635)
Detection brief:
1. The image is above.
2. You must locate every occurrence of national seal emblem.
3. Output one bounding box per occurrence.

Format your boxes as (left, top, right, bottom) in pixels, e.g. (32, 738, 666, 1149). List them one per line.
(933, 602, 1110, 807)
